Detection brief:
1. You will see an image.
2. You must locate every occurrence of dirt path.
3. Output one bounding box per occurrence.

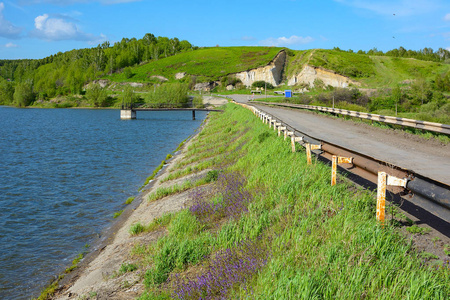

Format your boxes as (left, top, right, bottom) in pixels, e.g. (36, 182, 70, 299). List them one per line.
(230, 95, 450, 186)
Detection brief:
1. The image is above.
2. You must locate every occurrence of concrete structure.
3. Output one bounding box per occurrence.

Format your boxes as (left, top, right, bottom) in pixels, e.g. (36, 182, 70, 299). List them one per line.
(120, 109, 136, 119)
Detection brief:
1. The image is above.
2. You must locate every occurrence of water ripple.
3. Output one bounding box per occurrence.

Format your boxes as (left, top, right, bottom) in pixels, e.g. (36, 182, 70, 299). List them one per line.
(0, 107, 206, 299)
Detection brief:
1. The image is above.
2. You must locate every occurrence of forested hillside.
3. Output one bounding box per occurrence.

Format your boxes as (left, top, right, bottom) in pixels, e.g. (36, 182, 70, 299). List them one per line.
(105, 46, 283, 83)
(0, 33, 193, 106)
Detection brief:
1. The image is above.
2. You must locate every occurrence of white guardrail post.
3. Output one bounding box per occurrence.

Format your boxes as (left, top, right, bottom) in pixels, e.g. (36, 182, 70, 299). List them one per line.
(305, 143, 321, 164)
(274, 122, 281, 132)
(376, 172, 408, 225)
(255, 101, 450, 135)
(331, 156, 353, 186)
(291, 136, 303, 152)
(284, 131, 294, 141)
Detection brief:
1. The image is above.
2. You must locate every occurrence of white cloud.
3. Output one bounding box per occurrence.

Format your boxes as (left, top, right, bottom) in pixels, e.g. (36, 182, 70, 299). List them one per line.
(5, 42, 18, 47)
(0, 2, 22, 38)
(444, 13, 450, 21)
(30, 13, 106, 42)
(259, 35, 314, 47)
(334, 0, 439, 17)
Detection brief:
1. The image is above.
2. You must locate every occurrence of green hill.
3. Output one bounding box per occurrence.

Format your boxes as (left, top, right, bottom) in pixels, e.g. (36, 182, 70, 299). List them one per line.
(106, 46, 283, 83)
(286, 49, 450, 88)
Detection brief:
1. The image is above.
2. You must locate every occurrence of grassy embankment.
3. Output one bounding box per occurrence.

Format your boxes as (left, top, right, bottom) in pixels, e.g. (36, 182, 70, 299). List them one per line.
(115, 103, 449, 299)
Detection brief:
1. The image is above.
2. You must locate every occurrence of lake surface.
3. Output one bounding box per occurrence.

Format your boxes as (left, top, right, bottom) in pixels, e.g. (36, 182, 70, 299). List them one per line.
(0, 107, 207, 300)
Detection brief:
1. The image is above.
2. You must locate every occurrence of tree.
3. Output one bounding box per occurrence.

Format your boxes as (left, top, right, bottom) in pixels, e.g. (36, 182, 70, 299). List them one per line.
(0, 78, 14, 105)
(86, 84, 108, 107)
(122, 86, 137, 107)
(123, 67, 133, 79)
(252, 81, 274, 89)
(411, 77, 430, 105)
(143, 33, 157, 45)
(391, 85, 402, 114)
(13, 81, 35, 107)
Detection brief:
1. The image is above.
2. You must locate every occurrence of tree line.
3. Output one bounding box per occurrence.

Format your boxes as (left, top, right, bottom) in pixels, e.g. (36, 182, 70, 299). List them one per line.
(0, 33, 193, 106)
(334, 46, 450, 63)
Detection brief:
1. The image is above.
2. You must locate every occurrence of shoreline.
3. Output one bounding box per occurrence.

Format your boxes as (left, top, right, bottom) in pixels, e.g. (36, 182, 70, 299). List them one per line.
(45, 97, 226, 299)
(50, 119, 205, 299)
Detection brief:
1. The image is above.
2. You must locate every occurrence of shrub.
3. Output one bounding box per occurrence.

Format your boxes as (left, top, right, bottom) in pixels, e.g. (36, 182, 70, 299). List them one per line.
(123, 67, 134, 79)
(205, 170, 219, 183)
(13, 81, 35, 107)
(192, 95, 204, 108)
(252, 81, 274, 89)
(119, 262, 138, 274)
(86, 83, 108, 107)
(145, 83, 189, 108)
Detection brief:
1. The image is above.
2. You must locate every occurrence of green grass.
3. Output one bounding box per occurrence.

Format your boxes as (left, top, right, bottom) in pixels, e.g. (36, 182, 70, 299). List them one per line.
(106, 47, 283, 83)
(113, 210, 124, 218)
(139, 159, 167, 191)
(119, 262, 138, 274)
(363, 56, 450, 88)
(125, 196, 135, 204)
(406, 225, 432, 235)
(148, 180, 194, 202)
(130, 222, 146, 235)
(132, 103, 449, 299)
(308, 49, 376, 78)
(286, 49, 450, 88)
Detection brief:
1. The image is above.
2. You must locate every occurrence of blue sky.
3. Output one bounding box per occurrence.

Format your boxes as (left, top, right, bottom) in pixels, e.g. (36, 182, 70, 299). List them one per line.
(1, 0, 450, 59)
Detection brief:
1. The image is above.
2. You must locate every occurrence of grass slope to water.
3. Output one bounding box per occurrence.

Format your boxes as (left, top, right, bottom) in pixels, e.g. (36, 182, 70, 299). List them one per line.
(128, 104, 448, 299)
(107, 47, 283, 83)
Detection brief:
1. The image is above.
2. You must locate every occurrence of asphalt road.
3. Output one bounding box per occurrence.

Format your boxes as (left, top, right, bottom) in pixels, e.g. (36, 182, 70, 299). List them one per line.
(229, 94, 450, 186)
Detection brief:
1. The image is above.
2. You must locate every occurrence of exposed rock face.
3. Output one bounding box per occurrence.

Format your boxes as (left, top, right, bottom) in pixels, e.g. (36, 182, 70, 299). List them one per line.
(123, 82, 144, 88)
(175, 72, 187, 79)
(235, 50, 286, 87)
(288, 65, 360, 88)
(226, 84, 234, 91)
(149, 75, 168, 82)
(194, 82, 218, 92)
(87, 79, 110, 88)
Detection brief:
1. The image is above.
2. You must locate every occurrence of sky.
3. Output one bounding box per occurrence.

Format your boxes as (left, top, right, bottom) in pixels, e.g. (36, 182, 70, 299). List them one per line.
(1, 0, 450, 59)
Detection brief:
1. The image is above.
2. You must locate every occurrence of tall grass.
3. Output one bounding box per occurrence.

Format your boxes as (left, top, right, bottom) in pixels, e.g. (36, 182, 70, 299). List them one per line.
(134, 103, 449, 299)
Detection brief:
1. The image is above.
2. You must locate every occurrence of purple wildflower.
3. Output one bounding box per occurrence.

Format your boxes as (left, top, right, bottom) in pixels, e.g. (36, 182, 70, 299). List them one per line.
(170, 239, 269, 299)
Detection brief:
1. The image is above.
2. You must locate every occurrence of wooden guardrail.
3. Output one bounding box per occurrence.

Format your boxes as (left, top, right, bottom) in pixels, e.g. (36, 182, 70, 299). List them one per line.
(252, 101, 450, 135)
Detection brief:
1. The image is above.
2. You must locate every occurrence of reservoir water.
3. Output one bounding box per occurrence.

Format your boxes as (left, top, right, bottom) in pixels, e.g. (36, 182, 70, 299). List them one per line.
(0, 107, 207, 299)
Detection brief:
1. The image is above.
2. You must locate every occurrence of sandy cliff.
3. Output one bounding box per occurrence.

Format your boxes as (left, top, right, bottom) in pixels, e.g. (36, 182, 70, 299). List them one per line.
(288, 65, 360, 88)
(235, 50, 286, 87)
